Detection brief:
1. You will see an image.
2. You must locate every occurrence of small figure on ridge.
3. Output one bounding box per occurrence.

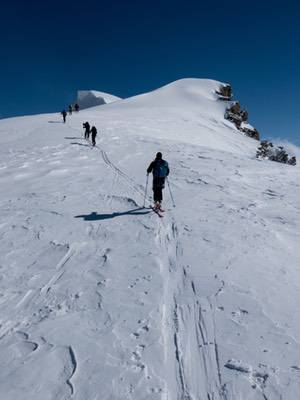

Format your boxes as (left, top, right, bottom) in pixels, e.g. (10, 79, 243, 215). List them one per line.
(83, 121, 90, 139)
(61, 109, 67, 123)
(90, 126, 97, 146)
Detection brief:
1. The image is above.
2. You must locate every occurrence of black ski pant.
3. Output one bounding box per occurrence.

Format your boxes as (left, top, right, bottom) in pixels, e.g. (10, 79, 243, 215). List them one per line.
(153, 187, 163, 202)
(153, 177, 165, 203)
(92, 133, 96, 146)
(85, 130, 90, 139)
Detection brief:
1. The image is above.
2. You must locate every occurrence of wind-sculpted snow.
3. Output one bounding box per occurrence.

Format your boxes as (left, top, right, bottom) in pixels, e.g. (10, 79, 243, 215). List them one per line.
(77, 90, 121, 109)
(0, 79, 300, 399)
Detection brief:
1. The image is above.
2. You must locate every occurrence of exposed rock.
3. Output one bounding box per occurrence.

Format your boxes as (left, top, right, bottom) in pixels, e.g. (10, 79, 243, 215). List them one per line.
(216, 84, 233, 100)
(288, 156, 297, 166)
(256, 141, 296, 165)
(240, 123, 260, 140)
(244, 128, 259, 140)
(225, 102, 248, 127)
(224, 96, 260, 140)
(256, 140, 272, 158)
(229, 102, 241, 114)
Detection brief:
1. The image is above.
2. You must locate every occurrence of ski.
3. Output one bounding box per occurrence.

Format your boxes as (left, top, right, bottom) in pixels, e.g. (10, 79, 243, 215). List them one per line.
(153, 204, 165, 213)
(150, 206, 164, 218)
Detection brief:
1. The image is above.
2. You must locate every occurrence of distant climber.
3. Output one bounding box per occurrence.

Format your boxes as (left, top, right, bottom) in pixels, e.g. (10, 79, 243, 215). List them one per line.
(83, 121, 90, 139)
(61, 110, 67, 123)
(147, 152, 169, 209)
(74, 103, 79, 112)
(91, 126, 97, 146)
(68, 105, 73, 115)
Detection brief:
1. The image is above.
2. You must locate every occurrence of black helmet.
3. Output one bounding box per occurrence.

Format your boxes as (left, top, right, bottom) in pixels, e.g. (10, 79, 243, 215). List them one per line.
(156, 152, 162, 159)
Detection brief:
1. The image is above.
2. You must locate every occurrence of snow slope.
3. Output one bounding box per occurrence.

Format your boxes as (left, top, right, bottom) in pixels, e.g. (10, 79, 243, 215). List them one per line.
(77, 90, 121, 109)
(83, 79, 256, 154)
(0, 78, 300, 400)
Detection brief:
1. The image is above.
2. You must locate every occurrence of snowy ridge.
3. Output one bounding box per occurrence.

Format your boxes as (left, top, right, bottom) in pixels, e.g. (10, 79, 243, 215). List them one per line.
(0, 78, 300, 399)
(84, 78, 258, 155)
(77, 90, 121, 109)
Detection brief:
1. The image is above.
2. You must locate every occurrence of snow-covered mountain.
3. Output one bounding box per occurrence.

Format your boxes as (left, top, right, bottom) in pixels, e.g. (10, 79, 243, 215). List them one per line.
(0, 78, 299, 400)
(77, 90, 121, 109)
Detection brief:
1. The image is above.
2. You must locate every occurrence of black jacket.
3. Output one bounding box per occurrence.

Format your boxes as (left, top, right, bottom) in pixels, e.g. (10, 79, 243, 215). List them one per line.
(83, 122, 90, 131)
(147, 159, 169, 176)
(91, 127, 97, 136)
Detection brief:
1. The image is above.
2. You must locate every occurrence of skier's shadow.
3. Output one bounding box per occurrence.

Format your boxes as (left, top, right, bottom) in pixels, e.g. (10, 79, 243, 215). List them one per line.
(64, 137, 84, 140)
(70, 142, 90, 147)
(75, 207, 151, 221)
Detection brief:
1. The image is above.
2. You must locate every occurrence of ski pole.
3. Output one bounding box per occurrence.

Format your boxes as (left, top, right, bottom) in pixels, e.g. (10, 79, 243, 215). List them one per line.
(166, 177, 176, 207)
(143, 174, 149, 208)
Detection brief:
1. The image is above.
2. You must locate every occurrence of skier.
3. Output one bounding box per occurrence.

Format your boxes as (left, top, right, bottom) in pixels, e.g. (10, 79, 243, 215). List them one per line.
(74, 103, 79, 112)
(90, 126, 97, 146)
(68, 105, 73, 115)
(61, 109, 67, 123)
(147, 152, 169, 210)
(83, 121, 90, 139)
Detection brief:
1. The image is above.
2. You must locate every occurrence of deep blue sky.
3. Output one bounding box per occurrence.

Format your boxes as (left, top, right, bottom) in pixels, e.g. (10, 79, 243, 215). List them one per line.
(1, 0, 299, 144)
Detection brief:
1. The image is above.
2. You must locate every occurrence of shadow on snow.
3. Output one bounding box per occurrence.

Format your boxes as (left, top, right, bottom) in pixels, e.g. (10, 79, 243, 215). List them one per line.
(70, 142, 90, 147)
(64, 136, 84, 140)
(75, 207, 151, 221)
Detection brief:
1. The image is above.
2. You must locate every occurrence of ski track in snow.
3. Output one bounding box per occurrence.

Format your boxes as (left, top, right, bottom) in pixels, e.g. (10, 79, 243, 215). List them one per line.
(1, 79, 300, 399)
(155, 215, 228, 400)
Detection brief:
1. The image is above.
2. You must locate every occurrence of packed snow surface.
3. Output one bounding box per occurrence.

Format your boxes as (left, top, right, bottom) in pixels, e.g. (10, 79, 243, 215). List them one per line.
(0, 78, 300, 400)
(241, 121, 255, 131)
(77, 90, 121, 109)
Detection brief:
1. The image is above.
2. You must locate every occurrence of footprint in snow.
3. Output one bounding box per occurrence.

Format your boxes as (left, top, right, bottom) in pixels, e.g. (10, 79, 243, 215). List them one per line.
(149, 387, 163, 394)
(142, 325, 149, 332)
(14, 331, 29, 340)
(131, 363, 145, 372)
(131, 325, 150, 339)
(291, 366, 300, 371)
(225, 359, 268, 390)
